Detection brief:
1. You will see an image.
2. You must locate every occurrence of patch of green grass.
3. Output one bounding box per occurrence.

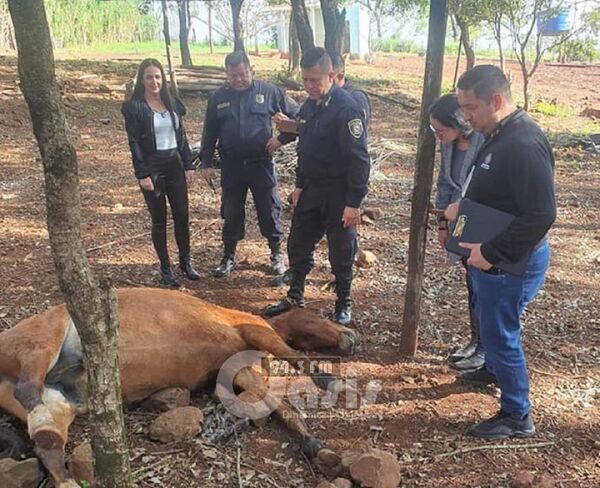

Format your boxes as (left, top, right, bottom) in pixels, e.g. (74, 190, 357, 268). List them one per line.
(532, 100, 572, 117)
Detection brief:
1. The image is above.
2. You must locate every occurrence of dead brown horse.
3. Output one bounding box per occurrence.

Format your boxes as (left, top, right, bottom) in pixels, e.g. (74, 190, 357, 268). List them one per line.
(0, 287, 359, 487)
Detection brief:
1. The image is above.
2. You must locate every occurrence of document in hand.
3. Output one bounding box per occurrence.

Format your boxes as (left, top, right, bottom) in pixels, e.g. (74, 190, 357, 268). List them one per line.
(277, 119, 299, 134)
(445, 198, 529, 276)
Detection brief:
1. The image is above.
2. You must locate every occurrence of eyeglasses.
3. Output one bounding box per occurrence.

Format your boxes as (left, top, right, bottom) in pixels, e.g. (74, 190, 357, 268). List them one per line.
(430, 124, 445, 135)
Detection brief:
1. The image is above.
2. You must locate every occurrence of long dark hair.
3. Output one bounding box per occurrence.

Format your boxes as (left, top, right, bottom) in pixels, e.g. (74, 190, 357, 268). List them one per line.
(429, 93, 473, 137)
(132, 58, 177, 131)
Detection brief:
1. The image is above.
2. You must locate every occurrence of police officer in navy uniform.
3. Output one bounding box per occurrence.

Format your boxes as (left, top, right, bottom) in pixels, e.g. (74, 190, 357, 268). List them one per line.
(329, 52, 371, 127)
(199, 51, 299, 278)
(265, 48, 371, 325)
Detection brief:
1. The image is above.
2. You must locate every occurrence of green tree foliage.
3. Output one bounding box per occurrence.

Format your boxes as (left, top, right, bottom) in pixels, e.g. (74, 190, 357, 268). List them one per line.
(45, 0, 159, 47)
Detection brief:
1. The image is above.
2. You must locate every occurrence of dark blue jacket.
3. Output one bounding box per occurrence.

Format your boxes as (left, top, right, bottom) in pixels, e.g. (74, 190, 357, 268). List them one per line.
(296, 84, 371, 208)
(199, 80, 299, 167)
(121, 97, 193, 179)
(343, 81, 371, 127)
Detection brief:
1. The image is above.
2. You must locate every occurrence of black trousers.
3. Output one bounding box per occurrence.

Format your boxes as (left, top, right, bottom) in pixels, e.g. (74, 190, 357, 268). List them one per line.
(287, 182, 357, 293)
(141, 152, 190, 268)
(220, 159, 283, 246)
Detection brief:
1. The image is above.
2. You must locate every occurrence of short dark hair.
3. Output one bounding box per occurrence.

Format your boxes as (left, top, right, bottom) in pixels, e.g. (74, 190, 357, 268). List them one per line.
(301, 47, 332, 73)
(329, 51, 345, 73)
(457, 65, 512, 102)
(429, 94, 472, 137)
(225, 50, 250, 69)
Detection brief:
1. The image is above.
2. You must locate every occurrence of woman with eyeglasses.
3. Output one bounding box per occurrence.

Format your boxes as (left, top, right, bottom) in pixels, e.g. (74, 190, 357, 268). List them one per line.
(430, 93, 485, 371)
(122, 58, 199, 287)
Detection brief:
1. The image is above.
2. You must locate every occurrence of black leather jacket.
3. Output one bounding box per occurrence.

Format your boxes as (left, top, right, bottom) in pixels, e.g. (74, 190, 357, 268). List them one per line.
(121, 96, 194, 179)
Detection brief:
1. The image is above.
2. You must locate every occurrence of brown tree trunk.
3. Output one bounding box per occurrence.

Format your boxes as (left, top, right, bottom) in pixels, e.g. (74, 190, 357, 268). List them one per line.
(455, 14, 474, 70)
(6, 1, 133, 487)
(289, 11, 300, 74)
(177, 0, 193, 67)
(229, 0, 245, 52)
(320, 0, 346, 54)
(291, 0, 314, 54)
(161, 0, 179, 96)
(400, 0, 448, 357)
(493, 14, 505, 73)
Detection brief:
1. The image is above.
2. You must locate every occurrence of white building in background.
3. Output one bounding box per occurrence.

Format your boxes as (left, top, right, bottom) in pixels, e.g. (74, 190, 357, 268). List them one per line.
(270, 1, 370, 58)
(154, 1, 370, 57)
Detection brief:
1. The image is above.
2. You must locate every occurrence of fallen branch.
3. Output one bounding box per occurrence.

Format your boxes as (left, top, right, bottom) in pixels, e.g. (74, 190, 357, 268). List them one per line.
(363, 90, 419, 110)
(426, 441, 555, 463)
(86, 219, 219, 253)
(530, 367, 591, 380)
(234, 429, 243, 488)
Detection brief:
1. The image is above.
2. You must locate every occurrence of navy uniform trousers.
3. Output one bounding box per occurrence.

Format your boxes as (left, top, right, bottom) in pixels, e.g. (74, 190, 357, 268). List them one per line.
(220, 158, 284, 245)
(287, 179, 357, 294)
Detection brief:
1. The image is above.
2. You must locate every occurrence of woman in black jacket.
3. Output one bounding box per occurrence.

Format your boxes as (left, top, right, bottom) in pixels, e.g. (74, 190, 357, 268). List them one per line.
(122, 58, 199, 286)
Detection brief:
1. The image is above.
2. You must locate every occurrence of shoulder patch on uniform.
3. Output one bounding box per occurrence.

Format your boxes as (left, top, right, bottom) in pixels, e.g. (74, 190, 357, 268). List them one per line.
(348, 118, 364, 139)
(217, 102, 230, 110)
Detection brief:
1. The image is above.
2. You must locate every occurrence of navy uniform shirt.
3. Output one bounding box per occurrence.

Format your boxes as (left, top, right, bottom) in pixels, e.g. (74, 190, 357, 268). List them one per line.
(343, 80, 371, 127)
(200, 79, 299, 167)
(465, 109, 556, 264)
(296, 83, 371, 208)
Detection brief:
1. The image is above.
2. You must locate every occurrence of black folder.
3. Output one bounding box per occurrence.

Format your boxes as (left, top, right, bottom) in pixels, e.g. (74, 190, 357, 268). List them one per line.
(445, 198, 528, 276)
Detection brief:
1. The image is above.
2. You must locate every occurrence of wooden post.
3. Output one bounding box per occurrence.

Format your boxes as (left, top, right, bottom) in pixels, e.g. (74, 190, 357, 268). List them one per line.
(399, 0, 448, 357)
(161, 0, 179, 96)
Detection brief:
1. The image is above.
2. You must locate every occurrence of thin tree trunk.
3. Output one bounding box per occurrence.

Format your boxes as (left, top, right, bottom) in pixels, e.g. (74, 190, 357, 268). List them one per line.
(452, 30, 463, 89)
(178, 0, 193, 67)
(7, 1, 133, 487)
(208, 0, 214, 54)
(161, 0, 179, 96)
(455, 15, 474, 70)
(289, 11, 300, 74)
(320, 0, 346, 54)
(375, 12, 382, 39)
(522, 70, 530, 111)
(400, 0, 448, 357)
(494, 15, 505, 72)
(291, 0, 314, 53)
(229, 0, 245, 52)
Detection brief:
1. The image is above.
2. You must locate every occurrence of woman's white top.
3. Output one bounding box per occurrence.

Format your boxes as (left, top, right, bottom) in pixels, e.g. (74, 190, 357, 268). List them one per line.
(153, 110, 178, 150)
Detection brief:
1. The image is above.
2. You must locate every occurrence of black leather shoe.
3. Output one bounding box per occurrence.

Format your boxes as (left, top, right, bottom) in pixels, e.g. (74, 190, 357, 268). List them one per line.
(180, 257, 200, 280)
(264, 296, 305, 317)
(214, 255, 236, 278)
(334, 301, 352, 326)
(160, 267, 180, 287)
(452, 350, 485, 371)
(459, 366, 497, 387)
(467, 410, 535, 440)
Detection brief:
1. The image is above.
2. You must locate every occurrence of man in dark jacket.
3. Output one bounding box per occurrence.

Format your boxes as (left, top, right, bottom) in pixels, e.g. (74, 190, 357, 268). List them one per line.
(329, 52, 371, 127)
(447, 65, 556, 439)
(199, 51, 299, 278)
(265, 48, 371, 325)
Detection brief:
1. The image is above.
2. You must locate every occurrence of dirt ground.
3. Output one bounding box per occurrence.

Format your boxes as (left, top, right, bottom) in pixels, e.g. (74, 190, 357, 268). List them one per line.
(0, 50, 599, 488)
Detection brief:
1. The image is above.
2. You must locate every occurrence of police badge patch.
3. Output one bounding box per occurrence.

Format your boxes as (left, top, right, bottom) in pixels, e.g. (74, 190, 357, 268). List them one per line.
(348, 119, 364, 139)
(256, 94, 265, 104)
